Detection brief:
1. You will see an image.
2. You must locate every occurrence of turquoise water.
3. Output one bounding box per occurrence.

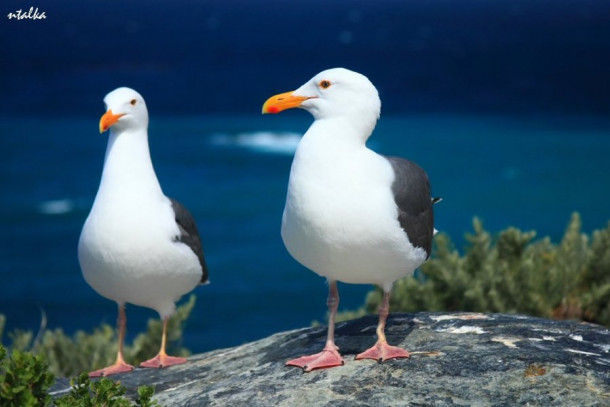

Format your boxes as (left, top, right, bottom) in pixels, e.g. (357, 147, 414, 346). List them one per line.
(0, 113, 608, 353)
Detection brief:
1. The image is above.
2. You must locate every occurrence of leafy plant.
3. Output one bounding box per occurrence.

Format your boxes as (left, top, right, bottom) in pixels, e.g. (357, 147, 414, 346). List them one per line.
(1, 345, 161, 406)
(1, 296, 194, 405)
(54, 373, 159, 407)
(339, 213, 610, 327)
(0, 344, 54, 407)
(135, 385, 159, 407)
(54, 373, 130, 407)
(3, 295, 196, 377)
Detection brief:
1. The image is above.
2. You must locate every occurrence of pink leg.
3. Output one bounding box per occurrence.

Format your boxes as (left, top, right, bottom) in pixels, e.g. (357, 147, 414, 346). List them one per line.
(355, 290, 410, 363)
(89, 304, 135, 377)
(286, 280, 345, 372)
(140, 317, 188, 369)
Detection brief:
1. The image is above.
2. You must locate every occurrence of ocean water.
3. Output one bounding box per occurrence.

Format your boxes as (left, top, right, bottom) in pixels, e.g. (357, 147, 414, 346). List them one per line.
(1, 113, 608, 354)
(1, 0, 610, 356)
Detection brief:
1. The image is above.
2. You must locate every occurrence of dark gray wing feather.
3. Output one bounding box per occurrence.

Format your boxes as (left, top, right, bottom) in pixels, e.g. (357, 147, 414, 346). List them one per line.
(385, 156, 435, 259)
(170, 198, 209, 284)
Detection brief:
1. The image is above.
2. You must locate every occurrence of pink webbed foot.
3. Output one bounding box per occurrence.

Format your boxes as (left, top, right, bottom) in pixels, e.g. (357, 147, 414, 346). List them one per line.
(88, 361, 134, 378)
(355, 341, 410, 363)
(286, 347, 345, 372)
(139, 354, 187, 369)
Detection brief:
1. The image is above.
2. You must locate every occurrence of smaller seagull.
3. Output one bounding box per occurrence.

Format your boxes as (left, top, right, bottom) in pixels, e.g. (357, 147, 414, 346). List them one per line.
(263, 68, 438, 372)
(79, 87, 208, 377)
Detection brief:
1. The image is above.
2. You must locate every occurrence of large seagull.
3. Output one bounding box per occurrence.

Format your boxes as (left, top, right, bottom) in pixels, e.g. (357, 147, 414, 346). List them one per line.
(263, 68, 438, 372)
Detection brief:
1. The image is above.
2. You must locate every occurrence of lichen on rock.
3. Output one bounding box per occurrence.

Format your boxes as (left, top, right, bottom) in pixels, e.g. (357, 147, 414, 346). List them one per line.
(51, 312, 610, 406)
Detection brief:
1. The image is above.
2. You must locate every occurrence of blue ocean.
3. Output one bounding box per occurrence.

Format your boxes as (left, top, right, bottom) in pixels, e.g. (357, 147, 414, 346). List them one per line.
(1, 1, 609, 355)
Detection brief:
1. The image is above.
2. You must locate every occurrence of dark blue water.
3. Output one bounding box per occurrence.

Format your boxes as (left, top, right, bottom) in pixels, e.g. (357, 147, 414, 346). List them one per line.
(1, 113, 608, 353)
(1, 1, 609, 354)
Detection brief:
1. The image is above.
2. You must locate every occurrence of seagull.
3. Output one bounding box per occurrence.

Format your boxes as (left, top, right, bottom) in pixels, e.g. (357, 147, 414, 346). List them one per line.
(262, 68, 437, 372)
(78, 87, 208, 377)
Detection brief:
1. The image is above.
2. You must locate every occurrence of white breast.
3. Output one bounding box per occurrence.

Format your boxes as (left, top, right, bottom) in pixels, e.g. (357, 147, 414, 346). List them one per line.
(78, 129, 201, 318)
(281, 123, 427, 290)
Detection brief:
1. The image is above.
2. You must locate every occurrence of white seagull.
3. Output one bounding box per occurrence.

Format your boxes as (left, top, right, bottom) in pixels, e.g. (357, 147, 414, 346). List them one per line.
(78, 87, 208, 377)
(262, 68, 438, 372)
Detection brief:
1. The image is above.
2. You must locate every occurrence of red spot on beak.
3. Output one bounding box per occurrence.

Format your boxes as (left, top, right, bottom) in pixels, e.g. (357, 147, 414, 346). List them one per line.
(262, 90, 307, 114)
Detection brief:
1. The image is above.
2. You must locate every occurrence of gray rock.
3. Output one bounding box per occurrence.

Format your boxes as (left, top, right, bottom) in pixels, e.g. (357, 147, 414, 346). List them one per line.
(51, 313, 610, 406)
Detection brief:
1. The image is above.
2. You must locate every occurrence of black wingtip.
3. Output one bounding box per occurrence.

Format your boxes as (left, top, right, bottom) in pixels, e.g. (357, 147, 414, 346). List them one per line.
(432, 197, 443, 204)
(169, 197, 209, 285)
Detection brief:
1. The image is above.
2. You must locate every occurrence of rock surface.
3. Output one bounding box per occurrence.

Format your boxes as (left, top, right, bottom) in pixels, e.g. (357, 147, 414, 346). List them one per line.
(51, 313, 610, 406)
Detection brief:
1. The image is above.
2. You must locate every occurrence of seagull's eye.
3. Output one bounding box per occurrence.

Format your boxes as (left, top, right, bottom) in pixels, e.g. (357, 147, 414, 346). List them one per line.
(130, 99, 137, 106)
(319, 80, 331, 89)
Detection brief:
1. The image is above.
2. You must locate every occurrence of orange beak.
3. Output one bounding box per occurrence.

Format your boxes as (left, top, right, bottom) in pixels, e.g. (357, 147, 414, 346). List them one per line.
(99, 110, 125, 133)
(262, 91, 313, 114)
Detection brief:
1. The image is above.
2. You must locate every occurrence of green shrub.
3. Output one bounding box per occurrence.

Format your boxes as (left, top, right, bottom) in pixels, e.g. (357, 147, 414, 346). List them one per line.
(340, 213, 610, 327)
(2, 295, 196, 378)
(1, 345, 161, 406)
(54, 373, 130, 407)
(0, 344, 54, 407)
(54, 373, 159, 407)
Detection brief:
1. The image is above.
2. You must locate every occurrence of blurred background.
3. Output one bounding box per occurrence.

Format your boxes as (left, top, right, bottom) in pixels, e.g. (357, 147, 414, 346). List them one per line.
(1, 0, 609, 355)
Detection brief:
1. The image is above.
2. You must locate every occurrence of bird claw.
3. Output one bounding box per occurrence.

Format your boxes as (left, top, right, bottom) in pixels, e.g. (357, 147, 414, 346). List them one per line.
(355, 341, 410, 363)
(286, 347, 345, 372)
(88, 362, 134, 378)
(140, 354, 187, 369)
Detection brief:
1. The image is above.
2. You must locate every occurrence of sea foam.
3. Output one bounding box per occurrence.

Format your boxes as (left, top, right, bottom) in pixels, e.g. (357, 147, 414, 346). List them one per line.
(210, 131, 302, 155)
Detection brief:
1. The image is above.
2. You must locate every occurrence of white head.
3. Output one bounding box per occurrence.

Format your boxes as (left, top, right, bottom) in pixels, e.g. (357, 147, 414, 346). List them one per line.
(262, 68, 381, 137)
(99, 87, 149, 134)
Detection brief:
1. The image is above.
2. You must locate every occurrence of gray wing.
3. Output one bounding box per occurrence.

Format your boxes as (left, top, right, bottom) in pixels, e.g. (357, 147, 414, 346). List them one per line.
(170, 198, 209, 284)
(385, 156, 435, 259)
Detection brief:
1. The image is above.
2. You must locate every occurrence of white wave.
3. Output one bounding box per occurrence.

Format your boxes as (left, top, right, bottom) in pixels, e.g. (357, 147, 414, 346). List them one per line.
(39, 199, 75, 215)
(211, 131, 302, 155)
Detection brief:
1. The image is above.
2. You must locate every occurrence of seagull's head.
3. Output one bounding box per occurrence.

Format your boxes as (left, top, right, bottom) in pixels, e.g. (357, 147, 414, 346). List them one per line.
(262, 68, 381, 126)
(99, 87, 149, 134)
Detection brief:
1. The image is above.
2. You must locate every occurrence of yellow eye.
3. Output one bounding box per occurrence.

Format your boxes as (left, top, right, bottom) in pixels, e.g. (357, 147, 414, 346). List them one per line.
(319, 80, 331, 89)
(130, 99, 137, 106)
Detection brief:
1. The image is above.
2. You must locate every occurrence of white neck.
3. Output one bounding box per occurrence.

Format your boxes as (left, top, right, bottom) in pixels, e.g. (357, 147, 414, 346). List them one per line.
(288, 117, 377, 194)
(96, 128, 163, 202)
(308, 117, 372, 149)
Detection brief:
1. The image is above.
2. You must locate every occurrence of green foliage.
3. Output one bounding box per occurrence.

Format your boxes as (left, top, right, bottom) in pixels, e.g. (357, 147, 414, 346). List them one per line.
(0, 296, 192, 406)
(135, 385, 159, 407)
(341, 213, 610, 327)
(54, 373, 159, 407)
(1, 343, 161, 406)
(40, 325, 120, 378)
(2, 295, 196, 378)
(0, 344, 54, 407)
(54, 373, 129, 407)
